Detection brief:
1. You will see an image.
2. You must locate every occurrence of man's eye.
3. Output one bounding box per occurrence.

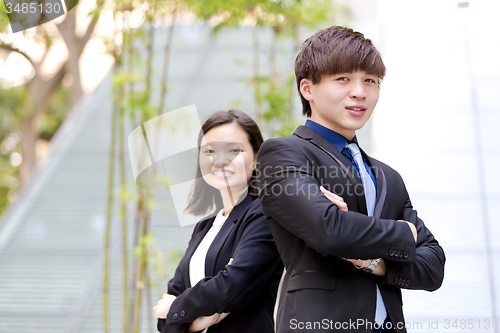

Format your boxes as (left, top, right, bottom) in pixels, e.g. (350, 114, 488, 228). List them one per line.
(336, 77, 348, 81)
(204, 150, 214, 154)
(365, 78, 377, 83)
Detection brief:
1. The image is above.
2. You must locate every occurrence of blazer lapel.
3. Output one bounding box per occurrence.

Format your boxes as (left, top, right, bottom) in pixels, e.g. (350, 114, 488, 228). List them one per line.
(182, 218, 214, 288)
(205, 193, 254, 277)
(362, 152, 388, 219)
(293, 126, 368, 215)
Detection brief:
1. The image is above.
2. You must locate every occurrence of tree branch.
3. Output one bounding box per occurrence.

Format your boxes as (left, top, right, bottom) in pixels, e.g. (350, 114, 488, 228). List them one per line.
(0, 42, 34, 67)
(81, 9, 100, 46)
(27, 63, 66, 115)
(55, 12, 74, 48)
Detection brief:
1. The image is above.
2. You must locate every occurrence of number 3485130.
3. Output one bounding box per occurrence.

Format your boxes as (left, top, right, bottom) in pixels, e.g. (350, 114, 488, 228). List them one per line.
(5, 2, 63, 14)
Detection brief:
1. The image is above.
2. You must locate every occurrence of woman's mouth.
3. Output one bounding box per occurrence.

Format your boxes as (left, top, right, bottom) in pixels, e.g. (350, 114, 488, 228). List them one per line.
(212, 170, 235, 178)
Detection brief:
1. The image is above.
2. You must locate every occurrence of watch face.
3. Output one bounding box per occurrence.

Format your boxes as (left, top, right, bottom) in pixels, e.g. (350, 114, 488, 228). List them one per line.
(362, 258, 381, 273)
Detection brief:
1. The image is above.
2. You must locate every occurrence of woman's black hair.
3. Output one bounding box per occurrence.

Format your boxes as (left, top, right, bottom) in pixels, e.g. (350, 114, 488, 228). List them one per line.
(184, 110, 263, 216)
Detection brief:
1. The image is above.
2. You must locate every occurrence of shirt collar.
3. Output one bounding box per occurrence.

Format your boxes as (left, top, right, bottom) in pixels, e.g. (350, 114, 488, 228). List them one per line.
(304, 119, 358, 152)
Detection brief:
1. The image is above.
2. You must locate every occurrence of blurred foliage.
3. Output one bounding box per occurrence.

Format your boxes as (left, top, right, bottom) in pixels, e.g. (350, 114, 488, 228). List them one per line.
(0, 83, 70, 215)
(258, 72, 302, 137)
(179, 0, 349, 138)
(0, 1, 10, 31)
(39, 85, 71, 141)
(185, 0, 348, 36)
(146, 232, 184, 295)
(0, 86, 24, 214)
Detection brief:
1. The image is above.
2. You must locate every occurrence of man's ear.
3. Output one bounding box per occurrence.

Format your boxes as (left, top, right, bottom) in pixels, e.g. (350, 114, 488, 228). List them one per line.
(299, 78, 313, 101)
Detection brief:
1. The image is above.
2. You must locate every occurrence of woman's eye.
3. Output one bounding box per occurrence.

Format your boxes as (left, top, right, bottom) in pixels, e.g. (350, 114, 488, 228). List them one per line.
(230, 148, 241, 153)
(204, 150, 214, 154)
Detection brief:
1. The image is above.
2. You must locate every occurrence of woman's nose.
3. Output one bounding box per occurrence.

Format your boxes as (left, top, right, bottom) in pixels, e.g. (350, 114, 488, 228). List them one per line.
(212, 152, 231, 168)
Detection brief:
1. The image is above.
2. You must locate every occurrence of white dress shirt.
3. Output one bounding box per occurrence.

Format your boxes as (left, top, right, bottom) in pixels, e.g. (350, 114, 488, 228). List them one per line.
(189, 209, 229, 288)
(188, 209, 228, 333)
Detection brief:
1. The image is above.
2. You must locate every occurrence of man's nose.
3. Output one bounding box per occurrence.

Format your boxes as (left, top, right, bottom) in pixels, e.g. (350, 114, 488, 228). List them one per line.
(349, 81, 367, 99)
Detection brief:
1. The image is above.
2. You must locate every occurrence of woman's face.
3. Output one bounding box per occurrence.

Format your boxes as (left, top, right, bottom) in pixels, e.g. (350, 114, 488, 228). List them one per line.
(199, 122, 257, 194)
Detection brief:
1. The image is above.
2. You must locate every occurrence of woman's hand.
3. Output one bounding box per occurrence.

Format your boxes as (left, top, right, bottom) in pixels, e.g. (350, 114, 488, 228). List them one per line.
(187, 312, 230, 332)
(153, 294, 177, 321)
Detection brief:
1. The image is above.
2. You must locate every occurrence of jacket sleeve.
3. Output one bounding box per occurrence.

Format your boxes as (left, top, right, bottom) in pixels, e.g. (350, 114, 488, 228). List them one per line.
(381, 184, 446, 291)
(163, 200, 282, 328)
(158, 223, 202, 333)
(256, 138, 416, 262)
(165, 255, 187, 298)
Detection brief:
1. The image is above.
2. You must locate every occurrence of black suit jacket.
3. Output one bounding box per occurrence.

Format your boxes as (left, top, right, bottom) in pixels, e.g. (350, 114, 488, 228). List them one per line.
(256, 126, 445, 333)
(158, 193, 284, 333)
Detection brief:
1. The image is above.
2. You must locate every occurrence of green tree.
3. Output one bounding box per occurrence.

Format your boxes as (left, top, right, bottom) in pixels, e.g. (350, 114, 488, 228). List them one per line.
(0, 1, 103, 189)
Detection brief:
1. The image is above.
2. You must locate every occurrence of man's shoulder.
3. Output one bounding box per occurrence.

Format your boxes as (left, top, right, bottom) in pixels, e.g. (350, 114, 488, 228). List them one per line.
(261, 133, 304, 146)
(258, 134, 308, 162)
(367, 155, 406, 184)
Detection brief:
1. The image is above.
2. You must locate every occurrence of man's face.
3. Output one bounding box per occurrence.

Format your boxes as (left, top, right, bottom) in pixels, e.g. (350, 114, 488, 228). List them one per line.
(301, 70, 380, 140)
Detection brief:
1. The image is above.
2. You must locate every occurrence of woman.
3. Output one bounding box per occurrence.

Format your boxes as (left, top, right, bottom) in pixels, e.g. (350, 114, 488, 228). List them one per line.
(154, 110, 284, 333)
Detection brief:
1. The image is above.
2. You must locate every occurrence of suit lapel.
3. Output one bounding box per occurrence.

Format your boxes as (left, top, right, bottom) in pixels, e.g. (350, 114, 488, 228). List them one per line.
(205, 193, 254, 277)
(182, 218, 214, 288)
(294, 126, 368, 215)
(361, 149, 387, 219)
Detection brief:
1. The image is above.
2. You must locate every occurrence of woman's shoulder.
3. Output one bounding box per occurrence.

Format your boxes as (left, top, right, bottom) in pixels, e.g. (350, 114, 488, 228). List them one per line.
(249, 196, 263, 214)
(238, 196, 267, 227)
(241, 195, 263, 216)
(190, 213, 216, 236)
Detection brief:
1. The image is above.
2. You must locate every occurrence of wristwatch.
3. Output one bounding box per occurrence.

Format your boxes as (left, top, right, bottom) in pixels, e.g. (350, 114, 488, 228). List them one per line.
(362, 258, 381, 273)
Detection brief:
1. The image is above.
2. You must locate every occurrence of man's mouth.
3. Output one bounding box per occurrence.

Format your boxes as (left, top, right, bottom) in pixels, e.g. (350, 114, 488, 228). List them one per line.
(346, 106, 367, 116)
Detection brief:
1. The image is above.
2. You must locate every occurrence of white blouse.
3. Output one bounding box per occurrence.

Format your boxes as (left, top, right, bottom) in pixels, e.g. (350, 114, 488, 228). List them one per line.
(189, 209, 229, 288)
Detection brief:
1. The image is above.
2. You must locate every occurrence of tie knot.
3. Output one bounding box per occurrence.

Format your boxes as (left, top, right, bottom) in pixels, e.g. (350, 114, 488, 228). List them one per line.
(345, 142, 361, 159)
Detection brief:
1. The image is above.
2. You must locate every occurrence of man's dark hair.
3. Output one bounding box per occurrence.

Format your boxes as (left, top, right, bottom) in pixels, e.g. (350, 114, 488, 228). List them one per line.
(295, 26, 386, 117)
(184, 110, 263, 217)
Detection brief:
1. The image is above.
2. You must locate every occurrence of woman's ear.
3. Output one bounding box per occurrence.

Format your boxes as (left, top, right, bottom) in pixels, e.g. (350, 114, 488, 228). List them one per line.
(252, 154, 258, 169)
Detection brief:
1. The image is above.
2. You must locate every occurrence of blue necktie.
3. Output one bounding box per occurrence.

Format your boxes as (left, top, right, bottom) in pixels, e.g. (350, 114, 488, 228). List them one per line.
(344, 142, 387, 326)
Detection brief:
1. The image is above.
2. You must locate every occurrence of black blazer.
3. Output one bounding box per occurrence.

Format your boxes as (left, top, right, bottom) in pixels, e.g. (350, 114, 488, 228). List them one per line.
(256, 126, 445, 333)
(158, 193, 284, 333)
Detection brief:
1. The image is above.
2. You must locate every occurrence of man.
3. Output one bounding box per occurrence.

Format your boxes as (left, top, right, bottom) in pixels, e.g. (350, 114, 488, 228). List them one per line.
(256, 26, 445, 333)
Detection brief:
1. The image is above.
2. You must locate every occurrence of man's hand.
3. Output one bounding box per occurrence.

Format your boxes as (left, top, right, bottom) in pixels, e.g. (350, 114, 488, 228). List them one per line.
(153, 294, 176, 321)
(320, 186, 348, 211)
(320, 185, 386, 275)
(401, 220, 417, 243)
(345, 258, 386, 276)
